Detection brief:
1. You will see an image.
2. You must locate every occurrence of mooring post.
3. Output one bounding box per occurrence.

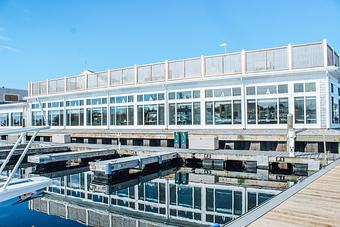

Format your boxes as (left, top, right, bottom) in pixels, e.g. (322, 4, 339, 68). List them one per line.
(287, 114, 296, 157)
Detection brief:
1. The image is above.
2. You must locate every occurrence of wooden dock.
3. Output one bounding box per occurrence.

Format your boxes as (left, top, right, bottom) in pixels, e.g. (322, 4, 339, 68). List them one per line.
(227, 158, 340, 227)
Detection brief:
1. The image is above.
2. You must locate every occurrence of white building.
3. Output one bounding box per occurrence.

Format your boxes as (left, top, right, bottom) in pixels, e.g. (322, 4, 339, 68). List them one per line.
(1, 40, 340, 152)
(25, 40, 339, 130)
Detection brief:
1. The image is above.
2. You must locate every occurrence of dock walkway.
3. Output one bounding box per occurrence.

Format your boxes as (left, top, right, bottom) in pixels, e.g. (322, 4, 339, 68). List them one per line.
(227, 158, 340, 226)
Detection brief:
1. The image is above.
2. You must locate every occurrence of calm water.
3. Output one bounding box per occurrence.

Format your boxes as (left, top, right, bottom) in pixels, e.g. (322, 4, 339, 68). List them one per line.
(0, 160, 306, 227)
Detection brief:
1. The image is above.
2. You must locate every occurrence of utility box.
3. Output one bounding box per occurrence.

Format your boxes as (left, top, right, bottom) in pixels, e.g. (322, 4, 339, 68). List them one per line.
(180, 132, 188, 149)
(174, 132, 181, 149)
(52, 134, 71, 144)
(189, 134, 218, 150)
(175, 172, 182, 184)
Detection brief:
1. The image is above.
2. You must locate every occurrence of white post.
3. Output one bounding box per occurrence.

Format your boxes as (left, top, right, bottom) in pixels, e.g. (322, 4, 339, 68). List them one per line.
(64, 76, 67, 93)
(107, 69, 111, 87)
(201, 55, 205, 78)
(134, 64, 138, 85)
(241, 49, 246, 74)
(288, 43, 293, 70)
(84, 72, 88, 90)
(165, 60, 169, 82)
(323, 38, 328, 67)
(46, 80, 49, 95)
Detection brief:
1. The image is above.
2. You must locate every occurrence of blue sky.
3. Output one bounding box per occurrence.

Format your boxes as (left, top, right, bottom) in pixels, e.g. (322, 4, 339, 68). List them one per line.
(0, 0, 340, 89)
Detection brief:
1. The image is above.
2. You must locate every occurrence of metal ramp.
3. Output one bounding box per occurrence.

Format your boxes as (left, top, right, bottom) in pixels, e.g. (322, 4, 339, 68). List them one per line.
(0, 100, 52, 202)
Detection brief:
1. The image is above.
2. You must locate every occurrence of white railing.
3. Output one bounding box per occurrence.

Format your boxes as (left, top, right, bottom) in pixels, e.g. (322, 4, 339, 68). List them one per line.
(29, 40, 337, 97)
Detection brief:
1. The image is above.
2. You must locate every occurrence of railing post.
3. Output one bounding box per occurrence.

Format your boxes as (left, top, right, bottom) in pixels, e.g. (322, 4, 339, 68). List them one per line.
(107, 69, 111, 88)
(64, 76, 67, 93)
(241, 50, 246, 74)
(323, 38, 328, 67)
(165, 60, 169, 82)
(288, 43, 293, 70)
(201, 55, 205, 78)
(134, 64, 138, 85)
(46, 79, 49, 95)
(84, 72, 88, 90)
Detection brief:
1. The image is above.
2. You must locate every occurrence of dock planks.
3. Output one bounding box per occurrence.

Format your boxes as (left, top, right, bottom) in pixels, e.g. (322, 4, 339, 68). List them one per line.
(248, 164, 340, 227)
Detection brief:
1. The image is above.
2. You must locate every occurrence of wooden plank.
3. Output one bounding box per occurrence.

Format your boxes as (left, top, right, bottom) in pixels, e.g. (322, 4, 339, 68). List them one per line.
(249, 163, 340, 227)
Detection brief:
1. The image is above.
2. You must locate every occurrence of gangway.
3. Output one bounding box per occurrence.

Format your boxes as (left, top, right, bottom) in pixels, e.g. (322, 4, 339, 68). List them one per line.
(0, 100, 51, 202)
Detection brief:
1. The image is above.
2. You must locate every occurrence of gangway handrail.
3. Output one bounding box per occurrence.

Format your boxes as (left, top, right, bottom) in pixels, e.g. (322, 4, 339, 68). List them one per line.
(0, 98, 50, 191)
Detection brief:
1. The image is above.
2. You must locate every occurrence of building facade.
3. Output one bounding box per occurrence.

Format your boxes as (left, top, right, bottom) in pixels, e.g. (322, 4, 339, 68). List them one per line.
(21, 40, 339, 131)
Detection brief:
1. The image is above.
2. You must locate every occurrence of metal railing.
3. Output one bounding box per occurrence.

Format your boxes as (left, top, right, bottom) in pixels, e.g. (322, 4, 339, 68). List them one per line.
(29, 40, 337, 97)
(0, 99, 50, 191)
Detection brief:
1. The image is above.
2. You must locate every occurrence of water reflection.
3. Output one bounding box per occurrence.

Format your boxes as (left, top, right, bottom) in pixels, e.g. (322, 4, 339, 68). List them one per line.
(28, 164, 298, 227)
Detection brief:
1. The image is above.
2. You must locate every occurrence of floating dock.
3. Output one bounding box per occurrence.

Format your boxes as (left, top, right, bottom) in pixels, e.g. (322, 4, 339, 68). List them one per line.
(27, 148, 116, 164)
(89, 151, 177, 174)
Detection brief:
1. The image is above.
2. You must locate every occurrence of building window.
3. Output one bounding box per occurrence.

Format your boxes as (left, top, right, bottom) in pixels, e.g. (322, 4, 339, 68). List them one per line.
(193, 102, 201, 125)
(246, 87, 255, 95)
(294, 96, 317, 124)
(279, 98, 289, 124)
(11, 112, 23, 127)
(205, 101, 214, 125)
(169, 104, 176, 125)
(48, 110, 64, 126)
(32, 111, 45, 126)
(0, 113, 9, 126)
(305, 82, 316, 92)
(66, 109, 84, 126)
(86, 107, 107, 126)
(144, 104, 157, 125)
(257, 85, 277, 95)
(294, 97, 305, 124)
(247, 100, 256, 124)
(233, 100, 242, 124)
(257, 99, 277, 124)
(214, 101, 232, 125)
(306, 96, 316, 124)
(177, 103, 192, 125)
(294, 83, 304, 93)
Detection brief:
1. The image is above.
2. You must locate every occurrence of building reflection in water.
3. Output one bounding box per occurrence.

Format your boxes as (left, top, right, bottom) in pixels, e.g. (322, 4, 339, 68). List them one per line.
(29, 166, 288, 227)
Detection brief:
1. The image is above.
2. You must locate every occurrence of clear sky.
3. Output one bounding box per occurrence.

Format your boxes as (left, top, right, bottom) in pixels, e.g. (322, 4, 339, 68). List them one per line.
(0, 0, 340, 89)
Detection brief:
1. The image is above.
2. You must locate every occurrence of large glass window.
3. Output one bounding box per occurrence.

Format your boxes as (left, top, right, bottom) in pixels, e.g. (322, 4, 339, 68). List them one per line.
(66, 109, 84, 126)
(306, 96, 316, 123)
(11, 112, 23, 127)
(86, 107, 107, 126)
(233, 100, 242, 124)
(158, 104, 165, 125)
(193, 102, 200, 125)
(144, 105, 157, 125)
(177, 103, 192, 125)
(214, 101, 232, 124)
(257, 99, 277, 124)
(294, 97, 305, 124)
(169, 104, 176, 125)
(32, 112, 45, 126)
(110, 107, 115, 125)
(279, 98, 289, 124)
(137, 105, 143, 125)
(247, 100, 256, 124)
(116, 106, 127, 125)
(205, 101, 213, 125)
(48, 110, 64, 126)
(0, 113, 9, 126)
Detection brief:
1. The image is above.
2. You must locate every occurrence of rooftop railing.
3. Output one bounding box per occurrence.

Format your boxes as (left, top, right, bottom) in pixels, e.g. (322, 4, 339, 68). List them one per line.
(29, 40, 338, 97)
